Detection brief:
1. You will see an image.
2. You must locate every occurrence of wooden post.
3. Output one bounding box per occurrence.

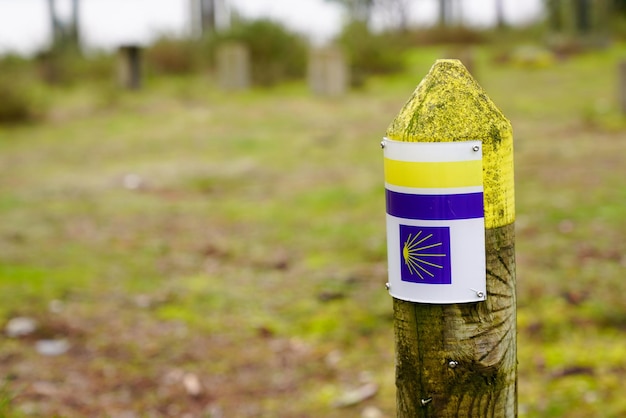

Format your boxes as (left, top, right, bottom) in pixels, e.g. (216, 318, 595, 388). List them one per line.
(308, 47, 349, 97)
(216, 43, 250, 91)
(385, 60, 516, 416)
(118, 45, 142, 90)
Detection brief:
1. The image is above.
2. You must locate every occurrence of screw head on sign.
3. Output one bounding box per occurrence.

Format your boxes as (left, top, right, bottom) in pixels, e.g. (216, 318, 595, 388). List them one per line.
(472, 145, 480, 152)
(385, 282, 390, 291)
(381, 140, 386, 149)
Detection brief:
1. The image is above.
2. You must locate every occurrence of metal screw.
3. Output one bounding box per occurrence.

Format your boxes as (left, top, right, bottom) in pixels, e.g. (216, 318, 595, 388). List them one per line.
(448, 360, 459, 369)
(421, 397, 433, 407)
(472, 145, 480, 152)
(476, 291, 485, 299)
(380, 140, 386, 149)
(385, 282, 390, 291)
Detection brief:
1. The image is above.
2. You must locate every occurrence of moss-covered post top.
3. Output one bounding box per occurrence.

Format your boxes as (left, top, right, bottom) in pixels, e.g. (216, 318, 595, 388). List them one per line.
(386, 59, 514, 229)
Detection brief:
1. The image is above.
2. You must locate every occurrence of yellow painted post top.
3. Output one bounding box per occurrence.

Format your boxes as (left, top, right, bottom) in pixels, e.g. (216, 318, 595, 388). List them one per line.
(386, 59, 514, 229)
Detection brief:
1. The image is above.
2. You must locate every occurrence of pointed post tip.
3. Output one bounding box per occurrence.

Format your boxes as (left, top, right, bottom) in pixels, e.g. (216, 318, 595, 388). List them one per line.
(385, 58, 515, 229)
(425, 58, 475, 84)
(386, 57, 506, 144)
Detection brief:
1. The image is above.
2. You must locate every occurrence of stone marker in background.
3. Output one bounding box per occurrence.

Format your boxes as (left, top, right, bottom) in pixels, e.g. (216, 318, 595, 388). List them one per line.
(216, 43, 250, 91)
(308, 46, 349, 97)
(118, 45, 142, 90)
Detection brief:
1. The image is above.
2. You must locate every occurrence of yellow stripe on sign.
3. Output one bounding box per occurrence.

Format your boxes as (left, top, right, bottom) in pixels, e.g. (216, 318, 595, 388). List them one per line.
(384, 158, 482, 189)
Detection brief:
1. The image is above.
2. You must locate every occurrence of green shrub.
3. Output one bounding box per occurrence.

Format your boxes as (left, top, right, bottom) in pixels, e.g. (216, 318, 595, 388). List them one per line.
(610, 15, 626, 40)
(335, 22, 407, 86)
(410, 25, 487, 46)
(0, 55, 48, 124)
(0, 80, 44, 125)
(73, 52, 116, 82)
(0, 53, 33, 75)
(145, 36, 201, 75)
(213, 18, 308, 86)
(33, 50, 115, 85)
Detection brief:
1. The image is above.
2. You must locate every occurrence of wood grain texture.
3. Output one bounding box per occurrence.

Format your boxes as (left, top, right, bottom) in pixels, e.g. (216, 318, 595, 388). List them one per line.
(394, 224, 516, 417)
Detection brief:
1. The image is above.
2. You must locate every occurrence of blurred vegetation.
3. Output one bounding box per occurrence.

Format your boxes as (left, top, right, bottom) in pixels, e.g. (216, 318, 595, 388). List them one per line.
(210, 18, 309, 86)
(144, 35, 205, 76)
(407, 24, 488, 45)
(1, 32, 626, 415)
(0, 81, 41, 125)
(3, 4, 626, 124)
(611, 14, 626, 39)
(141, 19, 309, 87)
(33, 50, 114, 86)
(335, 21, 408, 87)
(0, 55, 46, 125)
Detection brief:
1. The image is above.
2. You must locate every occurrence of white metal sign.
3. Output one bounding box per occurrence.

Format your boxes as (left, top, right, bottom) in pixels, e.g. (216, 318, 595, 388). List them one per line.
(383, 138, 487, 304)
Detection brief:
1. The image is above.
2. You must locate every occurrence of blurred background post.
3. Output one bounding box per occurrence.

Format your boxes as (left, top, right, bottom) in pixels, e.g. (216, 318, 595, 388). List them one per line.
(118, 45, 142, 90)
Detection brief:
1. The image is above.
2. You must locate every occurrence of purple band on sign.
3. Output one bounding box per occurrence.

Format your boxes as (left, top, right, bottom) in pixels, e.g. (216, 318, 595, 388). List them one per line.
(385, 189, 484, 221)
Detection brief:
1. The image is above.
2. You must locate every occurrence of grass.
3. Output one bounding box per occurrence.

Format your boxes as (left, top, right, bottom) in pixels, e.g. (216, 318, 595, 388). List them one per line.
(1, 42, 626, 416)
